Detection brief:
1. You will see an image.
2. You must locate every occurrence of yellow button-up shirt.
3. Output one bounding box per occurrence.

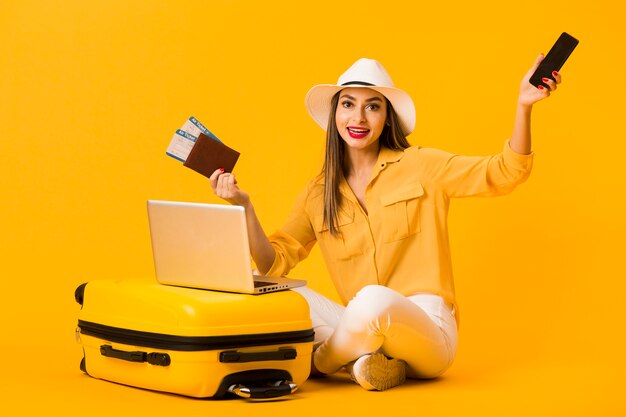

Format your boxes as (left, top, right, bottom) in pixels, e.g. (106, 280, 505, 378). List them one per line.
(267, 140, 533, 318)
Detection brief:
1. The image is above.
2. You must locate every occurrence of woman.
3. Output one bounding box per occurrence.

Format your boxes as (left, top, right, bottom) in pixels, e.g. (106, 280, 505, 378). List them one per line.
(209, 57, 561, 390)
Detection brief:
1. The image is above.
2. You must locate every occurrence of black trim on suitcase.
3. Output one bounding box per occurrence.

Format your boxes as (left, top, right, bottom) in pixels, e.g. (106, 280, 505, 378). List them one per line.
(78, 320, 315, 351)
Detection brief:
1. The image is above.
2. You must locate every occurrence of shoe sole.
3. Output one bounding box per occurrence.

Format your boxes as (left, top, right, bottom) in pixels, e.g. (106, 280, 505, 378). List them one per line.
(352, 353, 406, 391)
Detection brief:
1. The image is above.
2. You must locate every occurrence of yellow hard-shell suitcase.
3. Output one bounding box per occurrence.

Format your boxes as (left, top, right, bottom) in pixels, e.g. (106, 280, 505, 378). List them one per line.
(75, 280, 314, 399)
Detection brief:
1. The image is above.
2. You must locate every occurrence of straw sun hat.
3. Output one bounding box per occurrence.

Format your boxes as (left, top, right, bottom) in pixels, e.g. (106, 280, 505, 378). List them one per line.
(304, 58, 416, 135)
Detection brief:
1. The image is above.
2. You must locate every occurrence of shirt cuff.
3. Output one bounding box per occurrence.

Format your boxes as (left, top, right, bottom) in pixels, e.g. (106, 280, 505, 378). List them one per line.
(504, 139, 534, 170)
(265, 236, 287, 277)
(265, 242, 285, 277)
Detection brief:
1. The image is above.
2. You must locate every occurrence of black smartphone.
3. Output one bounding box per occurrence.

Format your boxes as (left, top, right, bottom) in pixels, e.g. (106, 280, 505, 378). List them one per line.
(529, 32, 579, 89)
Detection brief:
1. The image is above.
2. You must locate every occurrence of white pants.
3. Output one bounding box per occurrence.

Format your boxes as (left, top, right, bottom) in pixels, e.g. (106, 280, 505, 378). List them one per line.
(293, 285, 458, 379)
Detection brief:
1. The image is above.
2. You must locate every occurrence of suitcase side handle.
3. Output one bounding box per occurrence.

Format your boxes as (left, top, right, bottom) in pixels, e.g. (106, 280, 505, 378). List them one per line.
(100, 345, 171, 367)
(219, 347, 297, 363)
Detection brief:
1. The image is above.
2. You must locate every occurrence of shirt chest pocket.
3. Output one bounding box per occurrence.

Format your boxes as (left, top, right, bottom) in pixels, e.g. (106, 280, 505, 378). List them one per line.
(314, 208, 364, 260)
(381, 183, 424, 242)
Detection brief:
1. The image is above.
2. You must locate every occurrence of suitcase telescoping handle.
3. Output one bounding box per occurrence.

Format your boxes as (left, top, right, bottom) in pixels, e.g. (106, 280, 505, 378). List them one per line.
(100, 345, 171, 367)
(219, 347, 297, 363)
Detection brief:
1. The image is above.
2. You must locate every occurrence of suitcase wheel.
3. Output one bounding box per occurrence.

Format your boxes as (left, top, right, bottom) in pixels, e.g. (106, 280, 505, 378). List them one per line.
(75, 283, 88, 306)
(228, 380, 297, 399)
(215, 369, 293, 399)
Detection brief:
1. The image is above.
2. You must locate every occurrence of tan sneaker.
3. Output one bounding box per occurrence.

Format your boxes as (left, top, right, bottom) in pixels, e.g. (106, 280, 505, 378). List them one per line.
(349, 353, 407, 391)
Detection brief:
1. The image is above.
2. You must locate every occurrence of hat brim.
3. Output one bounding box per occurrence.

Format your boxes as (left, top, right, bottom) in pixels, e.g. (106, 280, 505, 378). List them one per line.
(305, 84, 416, 136)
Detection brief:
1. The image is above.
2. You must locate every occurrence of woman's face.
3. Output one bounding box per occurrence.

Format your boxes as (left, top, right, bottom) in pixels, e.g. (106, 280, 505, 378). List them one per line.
(335, 87, 387, 152)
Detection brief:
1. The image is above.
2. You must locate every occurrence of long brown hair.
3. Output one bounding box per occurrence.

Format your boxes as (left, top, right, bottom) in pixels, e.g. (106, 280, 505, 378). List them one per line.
(322, 90, 411, 235)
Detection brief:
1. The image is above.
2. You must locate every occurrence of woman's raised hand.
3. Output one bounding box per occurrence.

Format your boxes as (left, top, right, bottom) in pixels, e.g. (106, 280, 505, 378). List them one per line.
(518, 54, 562, 108)
(209, 168, 250, 207)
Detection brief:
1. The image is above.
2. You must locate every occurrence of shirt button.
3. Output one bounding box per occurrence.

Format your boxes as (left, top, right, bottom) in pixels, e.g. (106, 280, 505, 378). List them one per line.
(380, 163, 385, 167)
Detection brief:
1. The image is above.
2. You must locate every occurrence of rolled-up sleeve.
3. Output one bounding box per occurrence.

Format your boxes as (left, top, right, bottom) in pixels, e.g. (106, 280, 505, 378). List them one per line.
(422, 139, 534, 198)
(265, 184, 317, 277)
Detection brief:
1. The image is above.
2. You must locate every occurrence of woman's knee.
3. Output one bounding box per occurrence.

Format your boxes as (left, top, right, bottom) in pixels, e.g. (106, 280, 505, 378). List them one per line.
(345, 285, 403, 320)
(352, 285, 401, 305)
(407, 355, 455, 379)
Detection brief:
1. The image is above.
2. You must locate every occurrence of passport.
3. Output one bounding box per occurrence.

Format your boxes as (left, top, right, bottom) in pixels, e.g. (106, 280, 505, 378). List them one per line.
(166, 116, 240, 178)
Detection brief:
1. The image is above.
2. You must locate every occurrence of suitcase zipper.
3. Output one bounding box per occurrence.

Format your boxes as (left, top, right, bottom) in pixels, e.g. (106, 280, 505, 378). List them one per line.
(78, 320, 314, 351)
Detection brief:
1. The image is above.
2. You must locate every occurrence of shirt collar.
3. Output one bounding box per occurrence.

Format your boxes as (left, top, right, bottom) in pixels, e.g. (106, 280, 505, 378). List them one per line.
(370, 146, 406, 181)
(339, 146, 407, 202)
(377, 146, 405, 165)
(313, 146, 407, 189)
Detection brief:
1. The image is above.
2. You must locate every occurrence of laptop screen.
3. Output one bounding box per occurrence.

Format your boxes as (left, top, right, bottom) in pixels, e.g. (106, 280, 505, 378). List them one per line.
(147, 200, 256, 292)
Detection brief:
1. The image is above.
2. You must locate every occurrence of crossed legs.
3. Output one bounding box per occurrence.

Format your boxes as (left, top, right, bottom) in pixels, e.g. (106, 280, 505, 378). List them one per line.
(294, 285, 458, 380)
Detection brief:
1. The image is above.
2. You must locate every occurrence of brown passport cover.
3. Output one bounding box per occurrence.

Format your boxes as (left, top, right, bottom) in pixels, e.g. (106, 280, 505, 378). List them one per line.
(183, 133, 240, 178)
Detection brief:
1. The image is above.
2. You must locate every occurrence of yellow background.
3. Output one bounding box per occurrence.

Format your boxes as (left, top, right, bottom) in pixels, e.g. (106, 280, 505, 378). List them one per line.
(1, 0, 625, 415)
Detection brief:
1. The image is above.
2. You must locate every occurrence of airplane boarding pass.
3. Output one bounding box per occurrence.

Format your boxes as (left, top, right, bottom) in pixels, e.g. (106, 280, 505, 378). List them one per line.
(166, 116, 221, 162)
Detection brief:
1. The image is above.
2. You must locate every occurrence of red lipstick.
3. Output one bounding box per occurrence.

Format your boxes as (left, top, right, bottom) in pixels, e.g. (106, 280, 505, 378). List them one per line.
(347, 126, 370, 139)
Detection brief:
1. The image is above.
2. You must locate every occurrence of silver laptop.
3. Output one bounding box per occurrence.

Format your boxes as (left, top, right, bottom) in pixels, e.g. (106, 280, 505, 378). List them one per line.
(147, 200, 306, 294)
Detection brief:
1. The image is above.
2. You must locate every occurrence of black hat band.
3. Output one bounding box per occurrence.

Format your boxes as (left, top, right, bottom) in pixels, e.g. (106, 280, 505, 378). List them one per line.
(340, 81, 375, 86)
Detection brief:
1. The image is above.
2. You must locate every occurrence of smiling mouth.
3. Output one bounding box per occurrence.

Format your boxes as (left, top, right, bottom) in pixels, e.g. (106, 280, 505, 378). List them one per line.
(347, 127, 370, 139)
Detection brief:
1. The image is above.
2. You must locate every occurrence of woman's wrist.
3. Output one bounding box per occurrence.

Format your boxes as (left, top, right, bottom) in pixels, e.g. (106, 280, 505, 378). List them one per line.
(516, 100, 533, 114)
(240, 197, 253, 211)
